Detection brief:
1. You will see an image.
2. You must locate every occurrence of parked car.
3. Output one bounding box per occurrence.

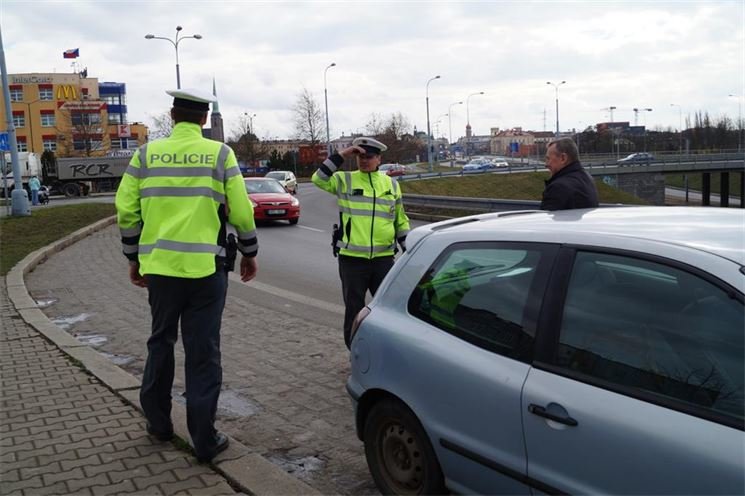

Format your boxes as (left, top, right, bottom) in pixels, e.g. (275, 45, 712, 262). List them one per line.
(264, 170, 298, 194)
(244, 177, 300, 225)
(347, 207, 744, 495)
(617, 152, 655, 164)
(491, 160, 509, 168)
(378, 163, 406, 177)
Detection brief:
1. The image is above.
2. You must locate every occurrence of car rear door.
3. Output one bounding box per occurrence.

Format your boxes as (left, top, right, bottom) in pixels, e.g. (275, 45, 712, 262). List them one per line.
(403, 241, 558, 494)
(522, 248, 744, 495)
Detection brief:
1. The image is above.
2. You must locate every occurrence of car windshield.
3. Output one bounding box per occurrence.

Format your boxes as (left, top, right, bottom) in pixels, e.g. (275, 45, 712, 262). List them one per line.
(265, 172, 286, 180)
(245, 179, 286, 194)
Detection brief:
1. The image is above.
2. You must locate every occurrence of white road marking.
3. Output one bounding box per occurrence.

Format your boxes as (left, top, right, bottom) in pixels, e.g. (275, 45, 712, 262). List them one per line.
(297, 225, 324, 232)
(229, 273, 344, 315)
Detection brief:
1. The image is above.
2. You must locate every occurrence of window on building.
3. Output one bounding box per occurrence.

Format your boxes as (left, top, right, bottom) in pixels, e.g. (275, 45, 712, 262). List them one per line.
(16, 138, 27, 152)
(12, 113, 25, 128)
(40, 113, 56, 127)
(108, 113, 122, 124)
(73, 137, 103, 151)
(42, 138, 57, 152)
(10, 87, 23, 102)
(110, 138, 122, 149)
(39, 86, 54, 101)
(71, 112, 101, 126)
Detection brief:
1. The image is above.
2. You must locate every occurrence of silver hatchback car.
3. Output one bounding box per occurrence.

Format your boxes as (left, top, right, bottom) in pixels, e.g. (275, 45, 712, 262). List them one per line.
(347, 207, 744, 495)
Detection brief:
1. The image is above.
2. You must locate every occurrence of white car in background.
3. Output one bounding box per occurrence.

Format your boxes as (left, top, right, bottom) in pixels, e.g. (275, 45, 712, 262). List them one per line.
(264, 170, 298, 194)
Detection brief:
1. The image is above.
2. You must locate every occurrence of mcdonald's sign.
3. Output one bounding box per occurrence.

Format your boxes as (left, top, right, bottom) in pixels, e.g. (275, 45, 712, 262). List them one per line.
(56, 85, 78, 100)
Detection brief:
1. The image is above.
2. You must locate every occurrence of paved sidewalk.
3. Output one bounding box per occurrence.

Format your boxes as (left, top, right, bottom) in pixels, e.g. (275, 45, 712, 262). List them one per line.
(2, 218, 324, 495)
(0, 279, 239, 495)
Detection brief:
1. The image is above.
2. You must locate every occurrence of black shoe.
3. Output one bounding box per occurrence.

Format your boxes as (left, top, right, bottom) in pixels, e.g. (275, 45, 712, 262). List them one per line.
(197, 432, 229, 463)
(146, 424, 174, 442)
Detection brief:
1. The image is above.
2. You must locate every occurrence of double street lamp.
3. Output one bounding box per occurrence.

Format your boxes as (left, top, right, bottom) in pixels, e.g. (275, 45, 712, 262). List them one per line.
(729, 94, 743, 152)
(17, 99, 41, 153)
(324, 62, 336, 155)
(448, 101, 463, 164)
(466, 91, 484, 159)
(670, 103, 683, 154)
(425, 75, 441, 171)
(633, 107, 653, 151)
(145, 26, 202, 89)
(546, 80, 566, 136)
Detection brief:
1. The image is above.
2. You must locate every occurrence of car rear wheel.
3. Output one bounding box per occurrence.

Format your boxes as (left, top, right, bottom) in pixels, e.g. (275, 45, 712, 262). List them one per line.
(363, 399, 445, 495)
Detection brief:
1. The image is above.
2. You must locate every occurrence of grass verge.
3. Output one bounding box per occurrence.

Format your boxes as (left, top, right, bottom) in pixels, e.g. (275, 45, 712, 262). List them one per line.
(0, 203, 116, 275)
(666, 173, 742, 196)
(400, 171, 645, 205)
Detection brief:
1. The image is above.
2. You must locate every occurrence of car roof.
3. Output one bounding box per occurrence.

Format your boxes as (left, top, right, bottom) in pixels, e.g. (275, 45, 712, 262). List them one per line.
(412, 207, 744, 266)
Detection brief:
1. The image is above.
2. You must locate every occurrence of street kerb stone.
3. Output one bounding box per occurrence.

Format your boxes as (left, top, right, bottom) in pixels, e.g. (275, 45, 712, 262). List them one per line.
(217, 454, 323, 496)
(18, 307, 86, 348)
(60, 345, 141, 391)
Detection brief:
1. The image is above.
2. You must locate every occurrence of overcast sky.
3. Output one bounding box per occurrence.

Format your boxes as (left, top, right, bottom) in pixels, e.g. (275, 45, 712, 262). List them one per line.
(2, 1, 743, 142)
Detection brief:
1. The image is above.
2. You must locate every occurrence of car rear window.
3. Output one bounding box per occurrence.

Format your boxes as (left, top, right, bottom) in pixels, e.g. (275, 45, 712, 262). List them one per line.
(408, 242, 552, 360)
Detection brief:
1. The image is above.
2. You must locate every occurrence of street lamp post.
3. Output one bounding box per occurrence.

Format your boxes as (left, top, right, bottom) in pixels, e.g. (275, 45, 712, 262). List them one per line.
(145, 26, 202, 89)
(546, 81, 566, 136)
(448, 101, 463, 165)
(435, 114, 447, 144)
(425, 75, 441, 172)
(609, 105, 617, 157)
(633, 107, 653, 151)
(670, 103, 683, 154)
(324, 62, 336, 155)
(17, 99, 41, 153)
(729, 94, 743, 152)
(466, 91, 484, 160)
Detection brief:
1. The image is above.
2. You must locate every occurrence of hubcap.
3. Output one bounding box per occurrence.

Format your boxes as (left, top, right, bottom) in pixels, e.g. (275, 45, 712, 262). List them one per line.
(379, 421, 424, 493)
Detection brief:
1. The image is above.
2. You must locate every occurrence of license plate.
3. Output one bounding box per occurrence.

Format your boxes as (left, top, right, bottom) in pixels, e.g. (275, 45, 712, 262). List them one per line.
(266, 209, 286, 215)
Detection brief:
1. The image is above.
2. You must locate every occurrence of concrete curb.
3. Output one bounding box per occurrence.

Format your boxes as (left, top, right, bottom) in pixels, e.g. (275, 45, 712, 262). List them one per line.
(6, 215, 321, 496)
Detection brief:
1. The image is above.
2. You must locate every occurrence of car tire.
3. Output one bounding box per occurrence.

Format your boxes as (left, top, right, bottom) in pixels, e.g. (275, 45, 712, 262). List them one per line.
(363, 398, 446, 496)
(289, 218, 299, 225)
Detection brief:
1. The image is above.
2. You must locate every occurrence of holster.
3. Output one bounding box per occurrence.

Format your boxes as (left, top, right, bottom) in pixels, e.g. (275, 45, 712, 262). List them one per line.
(331, 223, 341, 258)
(225, 233, 238, 272)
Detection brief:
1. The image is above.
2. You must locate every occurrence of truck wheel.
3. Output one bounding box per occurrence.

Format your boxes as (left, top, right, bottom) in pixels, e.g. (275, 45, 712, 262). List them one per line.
(63, 183, 80, 197)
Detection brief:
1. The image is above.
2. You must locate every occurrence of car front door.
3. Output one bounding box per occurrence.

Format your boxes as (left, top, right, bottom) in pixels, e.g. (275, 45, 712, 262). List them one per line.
(522, 249, 744, 494)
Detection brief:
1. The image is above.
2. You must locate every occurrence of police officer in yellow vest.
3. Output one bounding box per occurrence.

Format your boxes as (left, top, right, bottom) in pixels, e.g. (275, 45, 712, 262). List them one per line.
(115, 88, 258, 464)
(312, 137, 410, 349)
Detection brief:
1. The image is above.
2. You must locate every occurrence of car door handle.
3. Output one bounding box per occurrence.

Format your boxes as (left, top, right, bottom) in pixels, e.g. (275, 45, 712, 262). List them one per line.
(528, 404, 578, 427)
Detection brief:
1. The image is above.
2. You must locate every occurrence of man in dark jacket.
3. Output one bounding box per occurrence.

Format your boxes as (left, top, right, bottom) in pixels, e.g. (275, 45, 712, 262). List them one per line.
(540, 138, 599, 210)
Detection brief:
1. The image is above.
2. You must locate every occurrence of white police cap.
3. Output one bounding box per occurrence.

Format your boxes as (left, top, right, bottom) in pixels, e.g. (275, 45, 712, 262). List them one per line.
(166, 88, 216, 112)
(352, 136, 388, 154)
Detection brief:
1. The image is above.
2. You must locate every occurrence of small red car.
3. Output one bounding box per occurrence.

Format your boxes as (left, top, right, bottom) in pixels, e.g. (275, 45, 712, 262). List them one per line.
(244, 177, 300, 225)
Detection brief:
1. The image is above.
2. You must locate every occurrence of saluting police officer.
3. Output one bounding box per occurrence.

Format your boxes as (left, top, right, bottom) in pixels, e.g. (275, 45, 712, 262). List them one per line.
(115, 88, 259, 464)
(312, 137, 411, 349)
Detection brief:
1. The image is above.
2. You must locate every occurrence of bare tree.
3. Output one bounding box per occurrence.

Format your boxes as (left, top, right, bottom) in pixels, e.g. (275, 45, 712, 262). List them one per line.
(292, 88, 323, 145)
(55, 98, 108, 157)
(228, 113, 268, 165)
(365, 113, 385, 136)
(148, 110, 173, 140)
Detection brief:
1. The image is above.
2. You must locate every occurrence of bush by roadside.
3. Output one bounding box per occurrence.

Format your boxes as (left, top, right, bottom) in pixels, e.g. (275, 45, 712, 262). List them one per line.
(0, 204, 116, 275)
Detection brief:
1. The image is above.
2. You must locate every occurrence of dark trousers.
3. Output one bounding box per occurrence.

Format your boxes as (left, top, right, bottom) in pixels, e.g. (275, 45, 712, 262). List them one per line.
(141, 271, 227, 461)
(338, 255, 394, 349)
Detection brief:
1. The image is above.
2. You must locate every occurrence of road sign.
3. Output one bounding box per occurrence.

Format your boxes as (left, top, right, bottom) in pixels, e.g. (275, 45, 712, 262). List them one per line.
(0, 132, 9, 151)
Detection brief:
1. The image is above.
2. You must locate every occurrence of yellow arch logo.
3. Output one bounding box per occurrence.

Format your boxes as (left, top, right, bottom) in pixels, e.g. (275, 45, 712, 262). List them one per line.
(56, 85, 78, 100)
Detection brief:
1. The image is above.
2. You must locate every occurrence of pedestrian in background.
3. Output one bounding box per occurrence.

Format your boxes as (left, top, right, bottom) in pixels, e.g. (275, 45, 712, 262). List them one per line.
(115, 88, 259, 464)
(28, 175, 41, 206)
(312, 137, 410, 349)
(541, 137, 599, 210)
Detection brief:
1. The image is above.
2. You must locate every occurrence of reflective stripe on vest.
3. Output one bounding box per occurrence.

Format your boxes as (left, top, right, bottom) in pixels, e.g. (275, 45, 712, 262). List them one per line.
(139, 239, 226, 257)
